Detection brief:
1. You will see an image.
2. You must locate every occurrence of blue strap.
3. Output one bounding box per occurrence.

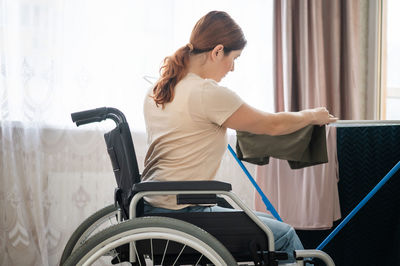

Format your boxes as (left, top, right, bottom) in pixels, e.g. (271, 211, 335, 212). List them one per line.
(317, 160, 400, 250)
(228, 144, 282, 221)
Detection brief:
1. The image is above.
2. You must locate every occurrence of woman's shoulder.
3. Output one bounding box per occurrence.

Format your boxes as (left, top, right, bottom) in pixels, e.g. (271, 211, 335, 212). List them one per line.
(185, 74, 242, 106)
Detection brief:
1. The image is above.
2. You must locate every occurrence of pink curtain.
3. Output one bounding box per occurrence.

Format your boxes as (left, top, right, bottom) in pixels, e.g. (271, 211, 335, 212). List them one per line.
(273, 0, 363, 119)
(254, 0, 369, 229)
(254, 126, 341, 229)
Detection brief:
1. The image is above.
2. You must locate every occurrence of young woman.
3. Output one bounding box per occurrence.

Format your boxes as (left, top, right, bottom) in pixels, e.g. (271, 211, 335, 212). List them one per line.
(142, 10, 337, 262)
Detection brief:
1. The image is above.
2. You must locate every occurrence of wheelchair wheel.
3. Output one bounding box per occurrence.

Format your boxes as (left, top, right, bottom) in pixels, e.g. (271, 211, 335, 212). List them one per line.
(60, 204, 119, 265)
(63, 216, 237, 266)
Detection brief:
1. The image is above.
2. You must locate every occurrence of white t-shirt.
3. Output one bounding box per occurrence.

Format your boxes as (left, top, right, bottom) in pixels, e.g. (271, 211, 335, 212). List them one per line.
(142, 72, 244, 209)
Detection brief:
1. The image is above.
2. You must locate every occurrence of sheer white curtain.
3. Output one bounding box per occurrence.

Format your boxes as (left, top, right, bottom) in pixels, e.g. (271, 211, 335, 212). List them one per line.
(0, 0, 272, 265)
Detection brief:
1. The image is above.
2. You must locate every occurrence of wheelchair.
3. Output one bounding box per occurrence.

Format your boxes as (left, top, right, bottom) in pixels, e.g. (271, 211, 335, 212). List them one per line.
(60, 107, 335, 266)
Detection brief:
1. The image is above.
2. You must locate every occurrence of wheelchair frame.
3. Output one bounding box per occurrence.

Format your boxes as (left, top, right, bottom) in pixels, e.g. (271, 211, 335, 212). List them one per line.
(61, 107, 335, 266)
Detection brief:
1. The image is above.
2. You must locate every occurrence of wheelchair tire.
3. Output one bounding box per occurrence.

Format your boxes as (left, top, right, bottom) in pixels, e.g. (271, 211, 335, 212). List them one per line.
(63, 216, 237, 266)
(60, 204, 119, 265)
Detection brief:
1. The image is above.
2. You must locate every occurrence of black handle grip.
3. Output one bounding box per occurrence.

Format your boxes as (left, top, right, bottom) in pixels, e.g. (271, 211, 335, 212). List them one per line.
(71, 107, 107, 122)
(71, 107, 127, 127)
(71, 107, 108, 126)
(75, 117, 104, 126)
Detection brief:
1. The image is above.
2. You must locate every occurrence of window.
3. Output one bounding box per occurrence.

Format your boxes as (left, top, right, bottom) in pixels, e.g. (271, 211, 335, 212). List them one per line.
(0, 0, 273, 130)
(383, 0, 400, 119)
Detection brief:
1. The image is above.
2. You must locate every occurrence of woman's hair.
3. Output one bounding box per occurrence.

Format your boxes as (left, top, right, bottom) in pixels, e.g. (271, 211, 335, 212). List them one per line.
(152, 11, 247, 107)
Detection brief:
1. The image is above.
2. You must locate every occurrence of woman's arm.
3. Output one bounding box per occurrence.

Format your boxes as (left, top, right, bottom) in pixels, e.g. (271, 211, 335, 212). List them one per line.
(222, 103, 338, 136)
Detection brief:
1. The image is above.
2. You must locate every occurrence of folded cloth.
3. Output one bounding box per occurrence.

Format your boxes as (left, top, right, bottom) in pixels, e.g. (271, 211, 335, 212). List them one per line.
(236, 125, 328, 169)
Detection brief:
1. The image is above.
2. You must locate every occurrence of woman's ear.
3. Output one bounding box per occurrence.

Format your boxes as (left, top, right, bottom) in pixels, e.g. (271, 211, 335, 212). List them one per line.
(210, 44, 224, 61)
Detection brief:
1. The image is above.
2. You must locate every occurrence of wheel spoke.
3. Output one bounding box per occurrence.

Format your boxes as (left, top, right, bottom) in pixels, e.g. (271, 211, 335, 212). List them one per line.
(195, 254, 203, 265)
(150, 238, 154, 263)
(132, 242, 142, 266)
(82, 211, 117, 243)
(160, 240, 169, 265)
(108, 217, 115, 227)
(113, 249, 122, 264)
(172, 244, 186, 266)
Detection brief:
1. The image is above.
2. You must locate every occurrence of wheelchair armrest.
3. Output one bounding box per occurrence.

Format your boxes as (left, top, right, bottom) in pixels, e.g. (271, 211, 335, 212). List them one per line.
(132, 180, 232, 192)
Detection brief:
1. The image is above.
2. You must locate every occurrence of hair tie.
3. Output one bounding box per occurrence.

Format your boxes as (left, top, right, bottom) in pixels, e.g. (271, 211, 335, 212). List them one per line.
(186, 43, 194, 52)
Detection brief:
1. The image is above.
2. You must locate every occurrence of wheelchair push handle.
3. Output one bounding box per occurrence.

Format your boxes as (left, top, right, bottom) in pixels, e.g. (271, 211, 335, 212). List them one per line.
(71, 107, 127, 126)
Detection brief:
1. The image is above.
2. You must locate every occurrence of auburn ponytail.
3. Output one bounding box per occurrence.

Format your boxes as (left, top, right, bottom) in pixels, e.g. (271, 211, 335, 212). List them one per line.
(152, 11, 246, 107)
(152, 45, 191, 107)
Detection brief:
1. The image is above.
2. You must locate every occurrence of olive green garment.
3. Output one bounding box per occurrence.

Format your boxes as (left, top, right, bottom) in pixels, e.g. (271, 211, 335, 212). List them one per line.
(235, 125, 328, 169)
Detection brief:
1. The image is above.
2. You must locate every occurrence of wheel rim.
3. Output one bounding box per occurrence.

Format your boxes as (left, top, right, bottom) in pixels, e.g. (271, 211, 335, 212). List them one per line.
(79, 227, 229, 266)
(72, 209, 120, 253)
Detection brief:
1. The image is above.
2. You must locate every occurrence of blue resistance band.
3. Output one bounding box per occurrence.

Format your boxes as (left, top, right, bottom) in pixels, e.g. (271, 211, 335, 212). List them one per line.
(317, 160, 400, 250)
(228, 144, 282, 221)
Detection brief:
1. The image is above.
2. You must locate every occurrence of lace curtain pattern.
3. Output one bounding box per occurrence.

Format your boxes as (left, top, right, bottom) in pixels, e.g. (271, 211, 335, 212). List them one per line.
(0, 1, 271, 265)
(0, 126, 256, 265)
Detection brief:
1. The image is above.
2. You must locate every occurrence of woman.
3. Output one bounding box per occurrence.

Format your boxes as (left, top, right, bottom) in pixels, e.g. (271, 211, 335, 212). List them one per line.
(142, 11, 337, 262)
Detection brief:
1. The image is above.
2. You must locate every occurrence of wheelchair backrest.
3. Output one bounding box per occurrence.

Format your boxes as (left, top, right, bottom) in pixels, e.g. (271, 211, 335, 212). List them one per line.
(104, 122, 140, 194)
(71, 107, 141, 215)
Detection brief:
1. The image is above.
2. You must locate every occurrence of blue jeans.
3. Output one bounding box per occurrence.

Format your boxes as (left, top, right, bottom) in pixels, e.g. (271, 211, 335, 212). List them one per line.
(144, 203, 304, 262)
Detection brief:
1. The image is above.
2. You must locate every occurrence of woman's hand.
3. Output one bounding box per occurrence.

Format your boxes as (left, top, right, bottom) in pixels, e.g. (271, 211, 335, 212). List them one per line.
(302, 107, 338, 126)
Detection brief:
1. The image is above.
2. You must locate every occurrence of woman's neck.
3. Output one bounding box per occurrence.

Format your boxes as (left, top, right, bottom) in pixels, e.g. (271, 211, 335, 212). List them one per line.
(187, 53, 218, 81)
(187, 54, 207, 79)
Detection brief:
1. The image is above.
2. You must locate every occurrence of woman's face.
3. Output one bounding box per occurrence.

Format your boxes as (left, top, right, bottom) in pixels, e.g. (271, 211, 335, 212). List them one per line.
(215, 49, 242, 82)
